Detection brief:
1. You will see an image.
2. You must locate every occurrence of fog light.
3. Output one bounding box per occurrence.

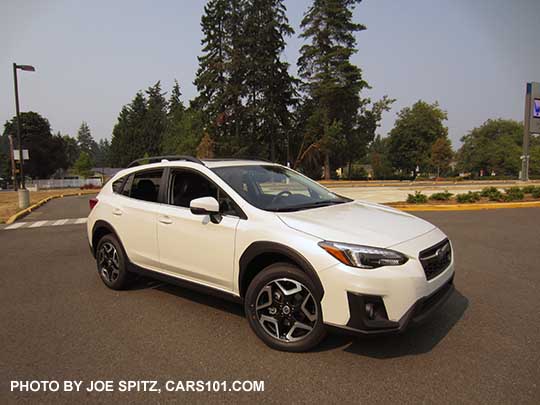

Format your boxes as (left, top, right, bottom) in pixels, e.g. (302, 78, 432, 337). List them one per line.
(365, 303, 375, 319)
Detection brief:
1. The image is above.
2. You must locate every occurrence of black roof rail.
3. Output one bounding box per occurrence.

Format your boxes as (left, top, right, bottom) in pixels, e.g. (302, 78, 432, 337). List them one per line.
(203, 156, 273, 163)
(127, 155, 205, 168)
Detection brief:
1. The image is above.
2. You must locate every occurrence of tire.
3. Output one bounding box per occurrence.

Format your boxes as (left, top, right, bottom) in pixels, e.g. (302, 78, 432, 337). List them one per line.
(95, 234, 132, 290)
(244, 263, 327, 352)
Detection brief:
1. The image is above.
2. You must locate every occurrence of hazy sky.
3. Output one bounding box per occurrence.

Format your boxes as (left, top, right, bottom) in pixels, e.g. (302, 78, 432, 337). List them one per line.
(1, 0, 539, 148)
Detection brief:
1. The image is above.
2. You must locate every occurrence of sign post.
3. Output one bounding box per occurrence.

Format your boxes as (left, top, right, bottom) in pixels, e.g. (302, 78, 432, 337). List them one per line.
(521, 82, 540, 181)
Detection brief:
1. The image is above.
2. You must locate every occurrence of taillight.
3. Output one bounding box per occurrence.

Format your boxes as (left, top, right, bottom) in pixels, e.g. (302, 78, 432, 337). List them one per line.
(89, 197, 99, 210)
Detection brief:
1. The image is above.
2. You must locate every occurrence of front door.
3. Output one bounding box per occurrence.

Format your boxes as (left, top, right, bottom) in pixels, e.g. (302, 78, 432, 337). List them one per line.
(157, 169, 240, 291)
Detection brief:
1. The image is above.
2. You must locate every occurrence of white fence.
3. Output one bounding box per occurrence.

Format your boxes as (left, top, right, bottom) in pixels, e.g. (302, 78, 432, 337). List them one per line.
(27, 178, 102, 190)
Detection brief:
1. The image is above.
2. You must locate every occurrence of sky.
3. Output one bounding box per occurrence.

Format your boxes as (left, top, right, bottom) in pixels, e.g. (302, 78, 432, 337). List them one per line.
(1, 0, 539, 149)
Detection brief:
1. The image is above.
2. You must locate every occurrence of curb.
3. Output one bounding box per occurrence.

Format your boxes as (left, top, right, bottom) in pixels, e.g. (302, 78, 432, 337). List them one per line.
(388, 201, 540, 212)
(5, 190, 99, 225)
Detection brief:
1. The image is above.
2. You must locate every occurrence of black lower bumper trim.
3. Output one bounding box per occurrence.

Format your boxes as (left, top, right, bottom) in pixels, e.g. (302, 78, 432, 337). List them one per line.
(328, 275, 455, 336)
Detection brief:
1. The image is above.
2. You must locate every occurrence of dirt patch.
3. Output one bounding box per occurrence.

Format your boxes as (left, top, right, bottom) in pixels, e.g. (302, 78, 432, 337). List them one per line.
(0, 189, 99, 223)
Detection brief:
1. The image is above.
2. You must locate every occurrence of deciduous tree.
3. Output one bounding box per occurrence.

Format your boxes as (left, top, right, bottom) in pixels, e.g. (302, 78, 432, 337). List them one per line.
(387, 101, 448, 174)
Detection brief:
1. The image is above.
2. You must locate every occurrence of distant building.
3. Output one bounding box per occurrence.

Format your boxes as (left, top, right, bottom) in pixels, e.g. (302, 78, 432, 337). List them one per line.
(91, 168, 122, 179)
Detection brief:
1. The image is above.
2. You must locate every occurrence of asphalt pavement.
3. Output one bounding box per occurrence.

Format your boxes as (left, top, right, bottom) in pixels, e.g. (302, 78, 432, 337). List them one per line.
(1, 195, 539, 404)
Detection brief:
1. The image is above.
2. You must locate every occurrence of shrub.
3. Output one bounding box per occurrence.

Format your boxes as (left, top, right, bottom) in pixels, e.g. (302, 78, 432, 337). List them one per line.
(429, 191, 453, 201)
(480, 186, 503, 201)
(532, 188, 540, 198)
(456, 191, 481, 203)
(522, 185, 536, 194)
(503, 187, 524, 201)
(406, 191, 428, 204)
(80, 184, 100, 190)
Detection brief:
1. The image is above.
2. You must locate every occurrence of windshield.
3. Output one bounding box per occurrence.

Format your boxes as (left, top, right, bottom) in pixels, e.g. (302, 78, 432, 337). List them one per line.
(212, 165, 350, 212)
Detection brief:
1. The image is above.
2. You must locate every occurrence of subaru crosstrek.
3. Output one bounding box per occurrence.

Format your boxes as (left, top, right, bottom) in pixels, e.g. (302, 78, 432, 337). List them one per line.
(87, 156, 455, 351)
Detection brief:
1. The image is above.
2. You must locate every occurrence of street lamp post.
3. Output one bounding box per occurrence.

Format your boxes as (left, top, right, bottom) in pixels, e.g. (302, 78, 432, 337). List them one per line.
(12, 63, 35, 208)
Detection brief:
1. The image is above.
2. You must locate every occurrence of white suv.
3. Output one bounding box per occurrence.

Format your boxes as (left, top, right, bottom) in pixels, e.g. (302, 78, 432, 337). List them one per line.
(87, 156, 455, 351)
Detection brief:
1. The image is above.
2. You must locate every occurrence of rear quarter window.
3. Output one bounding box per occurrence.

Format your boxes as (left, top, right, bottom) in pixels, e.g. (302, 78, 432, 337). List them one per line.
(112, 176, 126, 194)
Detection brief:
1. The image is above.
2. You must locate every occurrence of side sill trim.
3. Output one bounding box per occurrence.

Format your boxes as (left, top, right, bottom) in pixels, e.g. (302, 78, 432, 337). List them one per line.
(127, 261, 243, 304)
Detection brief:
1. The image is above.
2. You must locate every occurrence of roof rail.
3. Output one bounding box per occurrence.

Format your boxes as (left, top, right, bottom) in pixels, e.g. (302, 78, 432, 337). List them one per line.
(204, 156, 273, 163)
(127, 155, 205, 168)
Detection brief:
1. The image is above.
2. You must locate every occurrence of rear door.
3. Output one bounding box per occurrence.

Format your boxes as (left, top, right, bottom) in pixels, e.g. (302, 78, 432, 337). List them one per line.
(156, 168, 241, 291)
(110, 168, 164, 270)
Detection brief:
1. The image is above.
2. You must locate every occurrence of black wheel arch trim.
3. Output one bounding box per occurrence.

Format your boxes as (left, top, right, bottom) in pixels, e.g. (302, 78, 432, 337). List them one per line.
(238, 241, 324, 299)
(91, 220, 125, 258)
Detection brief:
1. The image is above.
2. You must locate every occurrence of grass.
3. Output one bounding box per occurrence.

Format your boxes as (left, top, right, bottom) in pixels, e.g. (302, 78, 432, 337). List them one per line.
(0, 189, 98, 223)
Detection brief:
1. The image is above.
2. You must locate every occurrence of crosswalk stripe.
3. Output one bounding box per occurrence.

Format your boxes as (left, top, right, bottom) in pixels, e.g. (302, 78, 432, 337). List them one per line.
(29, 221, 48, 228)
(5, 222, 25, 230)
(1, 217, 88, 231)
(52, 219, 69, 226)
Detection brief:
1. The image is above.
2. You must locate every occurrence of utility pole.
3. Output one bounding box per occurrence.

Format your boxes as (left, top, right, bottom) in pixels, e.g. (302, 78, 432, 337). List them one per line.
(8, 135, 18, 191)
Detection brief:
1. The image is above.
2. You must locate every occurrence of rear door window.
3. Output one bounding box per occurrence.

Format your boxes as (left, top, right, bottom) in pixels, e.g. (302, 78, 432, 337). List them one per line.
(122, 170, 163, 203)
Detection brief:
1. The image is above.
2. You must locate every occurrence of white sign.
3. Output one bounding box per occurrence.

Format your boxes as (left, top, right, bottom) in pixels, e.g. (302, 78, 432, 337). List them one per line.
(13, 149, 29, 161)
(533, 99, 540, 119)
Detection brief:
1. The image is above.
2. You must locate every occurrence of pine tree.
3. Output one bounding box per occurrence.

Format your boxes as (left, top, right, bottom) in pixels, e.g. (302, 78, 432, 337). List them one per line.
(77, 122, 97, 158)
(168, 79, 184, 118)
(110, 92, 148, 167)
(94, 139, 111, 168)
(145, 81, 168, 156)
(297, 0, 368, 179)
(242, 0, 296, 161)
(195, 0, 233, 140)
(195, 0, 247, 157)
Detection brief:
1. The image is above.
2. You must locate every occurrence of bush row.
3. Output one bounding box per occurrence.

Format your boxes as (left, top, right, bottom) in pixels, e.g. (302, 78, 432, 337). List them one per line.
(406, 185, 540, 204)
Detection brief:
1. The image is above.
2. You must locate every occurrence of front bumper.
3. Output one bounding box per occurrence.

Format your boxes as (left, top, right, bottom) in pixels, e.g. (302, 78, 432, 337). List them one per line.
(318, 228, 455, 334)
(331, 275, 454, 335)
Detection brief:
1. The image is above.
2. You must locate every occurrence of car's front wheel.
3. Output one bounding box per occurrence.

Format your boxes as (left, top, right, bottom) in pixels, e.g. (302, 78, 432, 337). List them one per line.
(244, 263, 326, 352)
(95, 234, 132, 290)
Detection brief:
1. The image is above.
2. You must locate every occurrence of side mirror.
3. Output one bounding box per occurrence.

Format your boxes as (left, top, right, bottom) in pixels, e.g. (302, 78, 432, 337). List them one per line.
(190, 197, 221, 223)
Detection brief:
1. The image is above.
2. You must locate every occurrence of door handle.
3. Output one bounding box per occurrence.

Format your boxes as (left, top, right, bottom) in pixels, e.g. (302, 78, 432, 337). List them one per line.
(159, 216, 173, 225)
(112, 208, 123, 216)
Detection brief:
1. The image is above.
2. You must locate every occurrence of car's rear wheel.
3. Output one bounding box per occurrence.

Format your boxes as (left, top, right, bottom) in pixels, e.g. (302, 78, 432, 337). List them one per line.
(244, 263, 326, 352)
(96, 234, 132, 290)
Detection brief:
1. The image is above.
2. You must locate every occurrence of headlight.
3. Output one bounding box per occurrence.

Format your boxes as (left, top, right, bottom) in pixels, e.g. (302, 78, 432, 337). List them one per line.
(318, 241, 408, 269)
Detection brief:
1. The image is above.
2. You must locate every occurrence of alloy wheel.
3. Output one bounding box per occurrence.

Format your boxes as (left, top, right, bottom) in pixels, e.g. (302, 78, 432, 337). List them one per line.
(98, 241, 120, 284)
(255, 278, 318, 342)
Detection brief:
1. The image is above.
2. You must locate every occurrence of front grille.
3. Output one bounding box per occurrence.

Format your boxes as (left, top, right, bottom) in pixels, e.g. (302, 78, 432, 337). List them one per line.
(419, 239, 452, 280)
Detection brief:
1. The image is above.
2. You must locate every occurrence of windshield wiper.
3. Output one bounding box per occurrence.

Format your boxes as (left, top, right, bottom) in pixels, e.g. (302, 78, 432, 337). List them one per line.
(267, 200, 346, 212)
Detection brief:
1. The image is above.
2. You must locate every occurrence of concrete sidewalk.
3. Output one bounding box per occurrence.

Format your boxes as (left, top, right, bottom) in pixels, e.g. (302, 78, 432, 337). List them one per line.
(328, 184, 498, 203)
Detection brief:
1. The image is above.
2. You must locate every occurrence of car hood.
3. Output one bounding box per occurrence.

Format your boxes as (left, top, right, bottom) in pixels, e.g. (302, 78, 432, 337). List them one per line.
(277, 201, 435, 248)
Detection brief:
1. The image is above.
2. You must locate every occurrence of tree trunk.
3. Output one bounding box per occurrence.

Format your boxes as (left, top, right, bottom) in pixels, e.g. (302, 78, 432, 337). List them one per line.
(324, 153, 331, 180)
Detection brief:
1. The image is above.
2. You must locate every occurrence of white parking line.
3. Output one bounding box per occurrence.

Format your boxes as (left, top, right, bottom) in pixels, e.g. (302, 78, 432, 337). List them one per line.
(52, 219, 69, 226)
(1, 217, 88, 231)
(29, 221, 48, 228)
(5, 222, 25, 230)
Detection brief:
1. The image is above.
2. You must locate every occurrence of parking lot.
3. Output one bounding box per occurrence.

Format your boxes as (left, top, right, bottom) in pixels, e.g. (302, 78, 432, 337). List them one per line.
(1, 195, 539, 403)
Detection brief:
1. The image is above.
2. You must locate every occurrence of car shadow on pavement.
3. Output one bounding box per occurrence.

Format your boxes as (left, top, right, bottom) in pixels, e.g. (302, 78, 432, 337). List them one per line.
(130, 276, 245, 317)
(316, 289, 469, 358)
(129, 276, 468, 357)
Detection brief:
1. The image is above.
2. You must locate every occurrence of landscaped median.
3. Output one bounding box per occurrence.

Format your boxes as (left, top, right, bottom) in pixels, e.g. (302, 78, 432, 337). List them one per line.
(1, 189, 100, 224)
(389, 186, 540, 211)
